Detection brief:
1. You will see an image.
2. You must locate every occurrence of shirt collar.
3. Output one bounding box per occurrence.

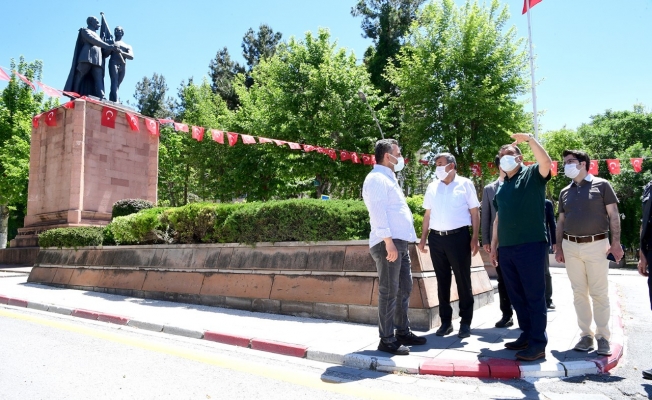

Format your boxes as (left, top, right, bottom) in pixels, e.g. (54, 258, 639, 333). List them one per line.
(373, 164, 397, 181)
(504, 165, 524, 182)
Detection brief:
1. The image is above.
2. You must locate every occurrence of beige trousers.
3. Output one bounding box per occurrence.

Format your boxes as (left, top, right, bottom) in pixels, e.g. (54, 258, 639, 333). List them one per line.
(562, 238, 611, 340)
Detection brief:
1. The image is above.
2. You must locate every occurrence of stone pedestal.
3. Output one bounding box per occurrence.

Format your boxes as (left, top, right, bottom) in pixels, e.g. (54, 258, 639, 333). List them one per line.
(11, 99, 158, 247)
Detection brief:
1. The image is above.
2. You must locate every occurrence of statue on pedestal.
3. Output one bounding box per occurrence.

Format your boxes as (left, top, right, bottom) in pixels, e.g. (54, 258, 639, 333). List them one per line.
(108, 26, 134, 102)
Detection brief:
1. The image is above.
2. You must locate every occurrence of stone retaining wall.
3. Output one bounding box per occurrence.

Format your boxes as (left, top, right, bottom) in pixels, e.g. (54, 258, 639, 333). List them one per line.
(27, 241, 494, 330)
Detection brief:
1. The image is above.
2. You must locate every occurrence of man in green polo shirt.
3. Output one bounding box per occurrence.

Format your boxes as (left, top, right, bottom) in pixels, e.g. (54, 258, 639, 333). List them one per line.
(490, 133, 552, 361)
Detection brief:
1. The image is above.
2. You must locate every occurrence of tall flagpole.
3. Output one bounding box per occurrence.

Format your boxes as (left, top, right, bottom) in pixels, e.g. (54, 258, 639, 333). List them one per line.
(526, 1, 539, 140)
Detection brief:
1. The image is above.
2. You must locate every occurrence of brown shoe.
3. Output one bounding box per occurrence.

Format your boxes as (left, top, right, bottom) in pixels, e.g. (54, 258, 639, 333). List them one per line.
(515, 347, 546, 361)
(505, 338, 529, 350)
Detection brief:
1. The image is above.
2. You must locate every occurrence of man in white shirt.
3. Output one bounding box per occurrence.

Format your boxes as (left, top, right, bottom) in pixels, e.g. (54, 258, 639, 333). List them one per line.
(363, 139, 427, 355)
(418, 153, 480, 338)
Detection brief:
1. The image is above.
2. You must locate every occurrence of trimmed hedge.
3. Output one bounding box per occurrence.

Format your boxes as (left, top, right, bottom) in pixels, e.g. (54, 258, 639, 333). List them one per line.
(38, 227, 104, 249)
(112, 199, 154, 219)
(108, 207, 168, 245)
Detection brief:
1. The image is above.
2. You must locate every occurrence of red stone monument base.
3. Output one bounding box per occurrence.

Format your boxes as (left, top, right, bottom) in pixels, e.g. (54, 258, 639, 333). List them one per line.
(10, 99, 158, 247)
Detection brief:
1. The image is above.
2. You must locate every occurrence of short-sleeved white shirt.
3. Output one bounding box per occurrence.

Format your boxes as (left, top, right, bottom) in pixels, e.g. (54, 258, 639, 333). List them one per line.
(422, 174, 480, 231)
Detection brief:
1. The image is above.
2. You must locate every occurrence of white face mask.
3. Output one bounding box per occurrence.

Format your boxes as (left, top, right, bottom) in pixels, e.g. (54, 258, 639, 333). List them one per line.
(389, 154, 405, 172)
(564, 163, 581, 179)
(435, 164, 451, 180)
(500, 155, 519, 172)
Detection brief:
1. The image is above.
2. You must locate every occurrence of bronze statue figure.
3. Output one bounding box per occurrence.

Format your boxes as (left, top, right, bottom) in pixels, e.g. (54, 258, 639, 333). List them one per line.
(108, 26, 134, 102)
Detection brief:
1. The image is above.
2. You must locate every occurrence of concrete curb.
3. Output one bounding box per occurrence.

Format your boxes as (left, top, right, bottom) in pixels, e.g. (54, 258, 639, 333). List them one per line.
(0, 291, 627, 380)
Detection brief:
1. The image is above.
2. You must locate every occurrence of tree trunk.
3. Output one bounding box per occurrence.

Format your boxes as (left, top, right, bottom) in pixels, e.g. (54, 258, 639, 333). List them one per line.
(0, 205, 9, 249)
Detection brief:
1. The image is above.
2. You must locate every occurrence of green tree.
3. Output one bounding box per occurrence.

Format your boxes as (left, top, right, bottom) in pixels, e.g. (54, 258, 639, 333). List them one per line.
(241, 24, 283, 72)
(537, 128, 586, 204)
(132, 73, 174, 118)
(387, 0, 530, 172)
(208, 47, 244, 110)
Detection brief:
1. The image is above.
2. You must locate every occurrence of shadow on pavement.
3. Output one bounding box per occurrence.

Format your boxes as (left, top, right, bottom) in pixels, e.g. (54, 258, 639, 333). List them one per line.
(562, 374, 626, 384)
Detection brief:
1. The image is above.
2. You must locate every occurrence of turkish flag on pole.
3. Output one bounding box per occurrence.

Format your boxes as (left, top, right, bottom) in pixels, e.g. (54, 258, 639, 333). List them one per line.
(0, 67, 10, 82)
(258, 137, 273, 144)
(288, 142, 301, 150)
(631, 158, 643, 173)
(101, 106, 117, 128)
(13, 71, 35, 90)
(470, 162, 482, 176)
(125, 113, 140, 132)
(37, 82, 62, 97)
(241, 134, 256, 144)
(191, 126, 204, 141)
(227, 132, 239, 146)
(145, 118, 159, 136)
(588, 160, 599, 175)
(211, 129, 224, 144)
(522, 0, 542, 14)
(174, 122, 189, 133)
(44, 109, 57, 127)
(32, 114, 41, 128)
(607, 159, 621, 175)
(550, 161, 558, 176)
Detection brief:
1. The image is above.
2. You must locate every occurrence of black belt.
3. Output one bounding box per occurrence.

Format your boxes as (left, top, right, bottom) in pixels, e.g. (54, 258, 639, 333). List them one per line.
(563, 232, 608, 243)
(430, 227, 467, 236)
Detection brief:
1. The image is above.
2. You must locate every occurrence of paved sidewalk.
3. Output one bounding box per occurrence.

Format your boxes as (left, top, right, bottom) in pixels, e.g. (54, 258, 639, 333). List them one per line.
(0, 266, 624, 379)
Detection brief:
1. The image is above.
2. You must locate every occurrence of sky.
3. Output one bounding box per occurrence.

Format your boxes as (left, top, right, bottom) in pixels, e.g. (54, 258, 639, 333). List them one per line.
(1, 0, 651, 133)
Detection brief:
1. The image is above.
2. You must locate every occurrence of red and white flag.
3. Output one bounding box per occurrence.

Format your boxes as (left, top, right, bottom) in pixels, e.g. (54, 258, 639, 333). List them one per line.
(303, 144, 315, 152)
(0, 67, 10, 82)
(326, 148, 337, 160)
(631, 158, 643, 173)
(13, 71, 35, 90)
(44, 109, 57, 127)
(191, 126, 204, 141)
(607, 159, 621, 175)
(258, 137, 273, 144)
(32, 113, 41, 128)
(487, 162, 497, 173)
(362, 154, 372, 165)
(158, 118, 174, 124)
(62, 91, 80, 98)
(522, 0, 542, 14)
(211, 129, 224, 144)
(101, 106, 117, 128)
(174, 122, 189, 133)
(351, 152, 361, 164)
(288, 142, 301, 150)
(62, 101, 75, 109)
(550, 161, 558, 176)
(588, 160, 599, 175)
(145, 118, 159, 136)
(371, 155, 376, 165)
(37, 82, 62, 97)
(241, 134, 256, 144)
(272, 139, 287, 146)
(227, 132, 239, 146)
(125, 112, 140, 132)
(470, 162, 482, 176)
(340, 151, 351, 161)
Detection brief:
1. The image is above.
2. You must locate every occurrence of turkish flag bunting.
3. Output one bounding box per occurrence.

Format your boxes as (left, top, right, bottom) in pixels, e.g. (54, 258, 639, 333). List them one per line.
(258, 137, 273, 144)
(37, 82, 62, 97)
(272, 139, 287, 146)
(100, 106, 117, 128)
(316, 147, 325, 154)
(158, 118, 174, 124)
(631, 158, 643, 173)
(227, 132, 239, 146)
(371, 155, 376, 165)
(211, 129, 224, 144)
(145, 118, 159, 136)
(487, 162, 497, 173)
(362, 154, 372, 165)
(419, 159, 429, 166)
(62, 101, 75, 109)
(340, 151, 351, 161)
(241, 134, 256, 144)
(32, 114, 41, 128)
(588, 160, 599, 175)
(351, 152, 361, 164)
(303, 144, 315, 152)
(125, 113, 140, 132)
(62, 91, 80, 98)
(0, 67, 10, 82)
(327, 149, 337, 160)
(174, 122, 189, 133)
(288, 142, 301, 150)
(13, 71, 35, 90)
(44, 109, 57, 127)
(550, 161, 558, 176)
(522, 0, 542, 14)
(191, 126, 204, 141)
(607, 159, 621, 175)
(470, 162, 482, 176)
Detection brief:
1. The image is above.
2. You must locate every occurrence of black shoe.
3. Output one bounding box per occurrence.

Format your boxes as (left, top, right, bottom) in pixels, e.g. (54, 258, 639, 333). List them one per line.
(505, 337, 529, 350)
(458, 324, 471, 338)
(436, 322, 453, 336)
(495, 316, 514, 328)
(396, 330, 427, 346)
(515, 347, 546, 361)
(547, 300, 556, 309)
(378, 340, 410, 355)
(643, 369, 652, 380)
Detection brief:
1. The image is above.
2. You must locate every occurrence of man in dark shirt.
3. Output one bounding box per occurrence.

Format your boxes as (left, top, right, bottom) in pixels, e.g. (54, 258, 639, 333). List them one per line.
(544, 199, 556, 309)
(490, 133, 552, 362)
(636, 180, 652, 380)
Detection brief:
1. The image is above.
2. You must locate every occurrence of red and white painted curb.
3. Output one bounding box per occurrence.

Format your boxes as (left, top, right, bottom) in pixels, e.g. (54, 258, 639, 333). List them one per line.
(0, 291, 625, 379)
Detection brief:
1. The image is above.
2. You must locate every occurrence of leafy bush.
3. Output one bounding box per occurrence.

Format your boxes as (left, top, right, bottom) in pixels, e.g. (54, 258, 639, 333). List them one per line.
(111, 199, 154, 219)
(38, 227, 104, 249)
(161, 202, 244, 244)
(108, 207, 168, 245)
(406, 195, 425, 216)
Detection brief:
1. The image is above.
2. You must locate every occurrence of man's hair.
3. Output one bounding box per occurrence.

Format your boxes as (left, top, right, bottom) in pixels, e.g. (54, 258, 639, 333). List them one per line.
(562, 149, 590, 167)
(374, 139, 398, 163)
(494, 155, 500, 166)
(434, 152, 457, 169)
(499, 144, 522, 156)
(87, 16, 98, 26)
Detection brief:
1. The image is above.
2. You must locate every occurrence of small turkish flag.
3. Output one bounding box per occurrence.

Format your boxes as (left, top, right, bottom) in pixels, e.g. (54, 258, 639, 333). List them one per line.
(588, 160, 599, 175)
(62, 101, 75, 109)
(145, 118, 159, 136)
(522, 0, 542, 14)
(227, 132, 239, 146)
(101, 106, 117, 128)
(0, 67, 10, 82)
(44, 109, 57, 127)
(351, 152, 361, 164)
(303, 144, 315, 152)
(487, 162, 497, 173)
(158, 118, 174, 124)
(631, 158, 643, 173)
(125, 113, 140, 132)
(62, 91, 80, 98)
(211, 129, 224, 144)
(288, 142, 301, 150)
(607, 159, 621, 175)
(340, 151, 351, 161)
(241, 134, 256, 144)
(362, 154, 372, 165)
(32, 113, 41, 128)
(372, 155, 376, 164)
(191, 126, 204, 141)
(174, 122, 189, 133)
(13, 70, 35, 90)
(470, 162, 482, 176)
(272, 139, 287, 146)
(37, 82, 62, 97)
(550, 161, 558, 176)
(326, 149, 337, 160)
(258, 137, 273, 144)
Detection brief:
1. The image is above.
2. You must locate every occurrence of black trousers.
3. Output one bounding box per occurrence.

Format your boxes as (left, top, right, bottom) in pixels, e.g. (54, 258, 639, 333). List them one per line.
(495, 266, 513, 318)
(645, 250, 652, 310)
(428, 229, 474, 325)
(544, 248, 553, 303)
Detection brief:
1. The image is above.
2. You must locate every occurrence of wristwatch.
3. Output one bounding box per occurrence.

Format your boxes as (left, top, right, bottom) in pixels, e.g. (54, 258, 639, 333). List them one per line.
(525, 133, 533, 142)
